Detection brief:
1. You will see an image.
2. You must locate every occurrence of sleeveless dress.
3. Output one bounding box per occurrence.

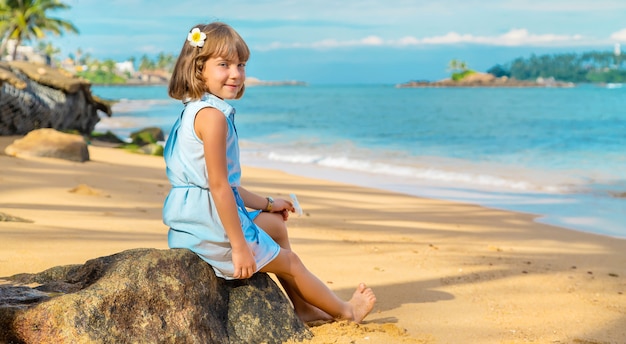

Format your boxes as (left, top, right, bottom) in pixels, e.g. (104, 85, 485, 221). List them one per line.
(162, 93, 280, 280)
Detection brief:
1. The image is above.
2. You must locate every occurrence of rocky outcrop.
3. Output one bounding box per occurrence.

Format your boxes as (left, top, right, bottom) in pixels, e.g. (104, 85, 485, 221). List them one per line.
(397, 72, 575, 88)
(0, 61, 111, 136)
(0, 248, 311, 344)
(245, 77, 307, 87)
(4, 128, 89, 162)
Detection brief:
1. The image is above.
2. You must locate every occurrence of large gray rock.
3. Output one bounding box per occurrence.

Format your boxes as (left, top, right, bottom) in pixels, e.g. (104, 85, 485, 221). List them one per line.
(4, 128, 89, 162)
(0, 248, 311, 344)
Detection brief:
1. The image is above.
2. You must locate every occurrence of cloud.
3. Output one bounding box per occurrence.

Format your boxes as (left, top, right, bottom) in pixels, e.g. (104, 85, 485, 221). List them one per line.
(610, 29, 626, 41)
(257, 29, 587, 50)
(417, 29, 584, 46)
(494, 0, 626, 12)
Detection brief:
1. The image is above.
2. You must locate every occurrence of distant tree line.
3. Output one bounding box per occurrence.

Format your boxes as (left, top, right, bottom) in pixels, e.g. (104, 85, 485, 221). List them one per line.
(72, 50, 176, 84)
(487, 51, 626, 83)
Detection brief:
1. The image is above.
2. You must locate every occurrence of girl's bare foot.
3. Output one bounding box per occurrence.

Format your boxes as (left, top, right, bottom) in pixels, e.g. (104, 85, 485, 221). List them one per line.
(296, 303, 334, 323)
(348, 283, 376, 323)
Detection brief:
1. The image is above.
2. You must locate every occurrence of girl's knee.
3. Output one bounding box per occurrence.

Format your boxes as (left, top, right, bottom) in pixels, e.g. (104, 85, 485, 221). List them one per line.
(272, 249, 305, 275)
(284, 249, 302, 264)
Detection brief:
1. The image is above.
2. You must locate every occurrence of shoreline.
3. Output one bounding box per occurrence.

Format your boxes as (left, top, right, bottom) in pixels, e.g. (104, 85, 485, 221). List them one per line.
(240, 151, 626, 241)
(1, 136, 624, 343)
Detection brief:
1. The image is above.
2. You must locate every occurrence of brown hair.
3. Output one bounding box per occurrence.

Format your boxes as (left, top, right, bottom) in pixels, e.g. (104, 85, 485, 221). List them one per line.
(168, 22, 250, 101)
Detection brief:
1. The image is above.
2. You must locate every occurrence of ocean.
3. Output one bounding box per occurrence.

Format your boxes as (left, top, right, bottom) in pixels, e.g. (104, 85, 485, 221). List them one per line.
(92, 84, 626, 239)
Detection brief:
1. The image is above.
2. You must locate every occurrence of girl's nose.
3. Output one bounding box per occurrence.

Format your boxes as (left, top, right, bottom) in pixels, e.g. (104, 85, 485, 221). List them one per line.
(231, 65, 243, 78)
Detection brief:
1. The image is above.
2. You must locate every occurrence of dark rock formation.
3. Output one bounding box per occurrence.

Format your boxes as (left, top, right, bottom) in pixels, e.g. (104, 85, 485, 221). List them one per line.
(0, 248, 311, 344)
(4, 128, 89, 162)
(0, 61, 111, 136)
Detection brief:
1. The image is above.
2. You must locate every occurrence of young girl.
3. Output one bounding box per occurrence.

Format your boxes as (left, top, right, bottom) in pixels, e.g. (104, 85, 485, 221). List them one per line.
(163, 22, 376, 323)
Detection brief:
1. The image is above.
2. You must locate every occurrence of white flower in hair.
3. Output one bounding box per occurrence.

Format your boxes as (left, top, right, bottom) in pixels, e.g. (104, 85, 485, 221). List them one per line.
(187, 28, 207, 47)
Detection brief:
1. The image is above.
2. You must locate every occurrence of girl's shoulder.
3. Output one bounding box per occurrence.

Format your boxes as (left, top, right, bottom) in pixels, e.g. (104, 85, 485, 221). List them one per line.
(184, 93, 234, 117)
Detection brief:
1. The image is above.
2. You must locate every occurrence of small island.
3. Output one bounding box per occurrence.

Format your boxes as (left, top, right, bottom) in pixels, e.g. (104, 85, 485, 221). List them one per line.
(397, 58, 576, 88)
(397, 72, 575, 88)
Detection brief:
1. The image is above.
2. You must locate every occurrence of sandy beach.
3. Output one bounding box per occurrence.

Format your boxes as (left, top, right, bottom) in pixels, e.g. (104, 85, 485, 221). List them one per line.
(1, 135, 625, 343)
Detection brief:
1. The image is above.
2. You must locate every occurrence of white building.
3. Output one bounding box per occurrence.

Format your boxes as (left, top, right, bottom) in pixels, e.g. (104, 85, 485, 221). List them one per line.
(115, 60, 136, 75)
(2, 39, 47, 64)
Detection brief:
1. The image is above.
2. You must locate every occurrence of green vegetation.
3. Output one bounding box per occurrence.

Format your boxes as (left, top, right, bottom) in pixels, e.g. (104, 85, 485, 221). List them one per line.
(448, 59, 476, 81)
(138, 52, 176, 72)
(0, 0, 78, 60)
(76, 59, 127, 84)
(72, 52, 176, 84)
(487, 51, 626, 83)
(89, 130, 164, 156)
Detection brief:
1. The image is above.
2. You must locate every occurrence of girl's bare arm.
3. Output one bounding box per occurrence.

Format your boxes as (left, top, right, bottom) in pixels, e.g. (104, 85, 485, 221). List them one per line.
(238, 186, 295, 214)
(195, 107, 256, 278)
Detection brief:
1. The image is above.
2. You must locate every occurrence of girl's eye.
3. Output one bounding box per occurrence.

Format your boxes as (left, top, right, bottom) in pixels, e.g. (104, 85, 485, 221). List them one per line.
(238, 63, 246, 68)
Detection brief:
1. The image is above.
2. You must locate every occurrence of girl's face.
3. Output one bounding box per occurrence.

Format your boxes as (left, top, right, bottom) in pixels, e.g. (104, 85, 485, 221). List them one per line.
(202, 56, 246, 100)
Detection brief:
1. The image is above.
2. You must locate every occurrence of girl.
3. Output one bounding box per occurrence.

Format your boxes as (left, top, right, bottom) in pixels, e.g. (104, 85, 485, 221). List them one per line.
(163, 22, 376, 323)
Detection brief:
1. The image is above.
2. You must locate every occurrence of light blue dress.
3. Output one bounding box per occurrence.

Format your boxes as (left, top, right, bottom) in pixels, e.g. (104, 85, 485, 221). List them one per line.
(162, 93, 280, 279)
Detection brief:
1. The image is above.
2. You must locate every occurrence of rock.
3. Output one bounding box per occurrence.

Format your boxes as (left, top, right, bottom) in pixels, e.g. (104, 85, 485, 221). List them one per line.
(137, 142, 164, 156)
(130, 127, 164, 146)
(609, 191, 626, 198)
(89, 130, 126, 146)
(0, 248, 311, 344)
(456, 72, 496, 84)
(4, 128, 89, 162)
(115, 127, 165, 156)
(0, 61, 111, 136)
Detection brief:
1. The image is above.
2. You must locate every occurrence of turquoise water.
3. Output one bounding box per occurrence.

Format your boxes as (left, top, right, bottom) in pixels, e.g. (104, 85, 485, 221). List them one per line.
(92, 84, 626, 238)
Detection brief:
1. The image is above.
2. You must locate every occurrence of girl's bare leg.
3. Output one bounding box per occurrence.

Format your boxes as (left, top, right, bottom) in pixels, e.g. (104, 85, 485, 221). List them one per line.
(255, 213, 333, 322)
(260, 247, 376, 323)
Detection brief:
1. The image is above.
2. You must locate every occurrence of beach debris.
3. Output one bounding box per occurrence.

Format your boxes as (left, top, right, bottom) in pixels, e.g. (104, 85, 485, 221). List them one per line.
(488, 245, 503, 252)
(285, 321, 425, 344)
(0, 211, 33, 223)
(68, 184, 108, 197)
(0, 248, 310, 344)
(4, 128, 89, 162)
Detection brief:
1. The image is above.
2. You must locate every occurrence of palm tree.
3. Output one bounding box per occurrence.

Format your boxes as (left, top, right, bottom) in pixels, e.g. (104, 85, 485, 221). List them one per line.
(0, 0, 78, 61)
(36, 40, 59, 65)
(447, 59, 468, 74)
(139, 54, 155, 71)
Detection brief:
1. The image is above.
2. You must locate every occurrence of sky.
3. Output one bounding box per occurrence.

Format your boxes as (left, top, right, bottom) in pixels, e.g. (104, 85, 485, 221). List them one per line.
(42, 0, 626, 84)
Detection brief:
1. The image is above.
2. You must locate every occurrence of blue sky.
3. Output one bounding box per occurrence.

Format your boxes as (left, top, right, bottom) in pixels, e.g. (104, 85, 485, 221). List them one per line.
(44, 0, 626, 84)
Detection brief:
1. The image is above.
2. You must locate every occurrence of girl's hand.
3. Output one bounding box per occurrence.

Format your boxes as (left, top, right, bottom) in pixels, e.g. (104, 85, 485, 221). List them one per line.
(271, 198, 295, 220)
(232, 245, 256, 279)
